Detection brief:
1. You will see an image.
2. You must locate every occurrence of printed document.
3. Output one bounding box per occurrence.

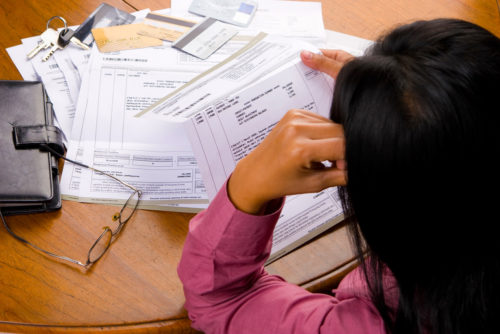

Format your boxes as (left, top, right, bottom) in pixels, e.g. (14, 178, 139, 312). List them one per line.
(137, 33, 316, 120)
(59, 45, 210, 211)
(139, 33, 344, 261)
(6, 44, 39, 81)
(21, 36, 76, 139)
(59, 30, 254, 211)
(187, 60, 345, 261)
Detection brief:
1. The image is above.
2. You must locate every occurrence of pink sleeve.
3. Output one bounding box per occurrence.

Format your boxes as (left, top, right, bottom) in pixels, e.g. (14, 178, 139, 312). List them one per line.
(177, 181, 390, 334)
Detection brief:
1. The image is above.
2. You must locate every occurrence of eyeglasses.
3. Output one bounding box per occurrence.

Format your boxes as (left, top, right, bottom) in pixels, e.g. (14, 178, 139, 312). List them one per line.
(0, 145, 142, 269)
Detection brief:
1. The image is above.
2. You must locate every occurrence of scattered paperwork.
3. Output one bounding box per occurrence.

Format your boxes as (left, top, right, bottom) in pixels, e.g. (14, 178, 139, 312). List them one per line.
(6, 1, 372, 213)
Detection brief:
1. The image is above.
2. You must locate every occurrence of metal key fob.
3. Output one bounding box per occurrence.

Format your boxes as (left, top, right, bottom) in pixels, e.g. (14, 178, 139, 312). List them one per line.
(58, 28, 90, 50)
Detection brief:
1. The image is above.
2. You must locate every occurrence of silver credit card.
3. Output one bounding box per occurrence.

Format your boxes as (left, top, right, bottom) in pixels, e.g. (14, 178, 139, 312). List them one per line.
(173, 17, 238, 60)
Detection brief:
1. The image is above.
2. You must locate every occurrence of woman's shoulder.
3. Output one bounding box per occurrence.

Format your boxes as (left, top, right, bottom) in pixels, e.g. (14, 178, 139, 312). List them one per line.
(334, 264, 399, 311)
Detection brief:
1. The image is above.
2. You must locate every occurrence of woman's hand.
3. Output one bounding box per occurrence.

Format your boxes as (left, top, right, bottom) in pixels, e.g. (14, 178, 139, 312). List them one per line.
(228, 109, 346, 214)
(300, 49, 354, 79)
(227, 50, 353, 214)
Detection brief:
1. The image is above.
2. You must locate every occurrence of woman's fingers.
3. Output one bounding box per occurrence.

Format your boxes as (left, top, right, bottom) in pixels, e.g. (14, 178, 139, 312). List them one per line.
(282, 122, 344, 141)
(302, 137, 345, 164)
(275, 110, 345, 168)
(319, 49, 355, 64)
(279, 110, 343, 140)
(282, 108, 331, 123)
(227, 109, 347, 213)
(312, 168, 347, 188)
(300, 49, 354, 79)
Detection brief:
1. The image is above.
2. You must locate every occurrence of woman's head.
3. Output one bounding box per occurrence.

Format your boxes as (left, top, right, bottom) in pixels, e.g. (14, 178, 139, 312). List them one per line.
(331, 18, 500, 332)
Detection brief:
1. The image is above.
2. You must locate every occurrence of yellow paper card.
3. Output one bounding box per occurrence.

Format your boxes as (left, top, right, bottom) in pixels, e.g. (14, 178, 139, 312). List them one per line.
(136, 13, 197, 42)
(136, 23, 185, 42)
(92, 24, 163, 53)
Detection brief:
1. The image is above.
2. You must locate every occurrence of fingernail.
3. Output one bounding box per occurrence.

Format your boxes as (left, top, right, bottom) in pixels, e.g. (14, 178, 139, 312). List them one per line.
(301, 50, 313, 60)
(336, 160, 347, 170)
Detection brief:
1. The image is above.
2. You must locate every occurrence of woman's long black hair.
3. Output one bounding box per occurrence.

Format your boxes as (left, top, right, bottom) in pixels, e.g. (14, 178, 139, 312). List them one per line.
(331, 19, 500, 334)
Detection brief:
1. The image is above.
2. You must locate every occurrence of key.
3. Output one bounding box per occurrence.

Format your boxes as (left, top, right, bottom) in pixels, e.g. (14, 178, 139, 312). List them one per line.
(41, 31, 64, 62)
(58, 28, 90, 50)
(26, 28, 60, 59)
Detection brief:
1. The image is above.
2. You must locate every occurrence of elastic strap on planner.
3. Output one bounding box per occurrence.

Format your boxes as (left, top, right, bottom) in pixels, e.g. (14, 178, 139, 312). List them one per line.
(12, 124, 65, 155)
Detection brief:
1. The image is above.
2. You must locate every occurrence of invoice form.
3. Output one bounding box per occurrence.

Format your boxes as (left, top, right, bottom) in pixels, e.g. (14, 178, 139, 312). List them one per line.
(139, 33, 345, 260)
(183, 53, 344, 261)
(185, 59, 333, 197)
(60, 31, 254, 211)
(59, 44, 217, 211)
(138, 33, 318, 120)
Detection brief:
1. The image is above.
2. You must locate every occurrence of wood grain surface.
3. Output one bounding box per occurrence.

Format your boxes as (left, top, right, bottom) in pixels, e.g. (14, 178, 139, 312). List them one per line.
(0, 0, 498, 332)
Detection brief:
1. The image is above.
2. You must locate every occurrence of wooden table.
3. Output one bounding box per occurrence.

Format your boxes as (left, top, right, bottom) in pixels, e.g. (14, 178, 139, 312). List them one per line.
(0, 0, 498, 333)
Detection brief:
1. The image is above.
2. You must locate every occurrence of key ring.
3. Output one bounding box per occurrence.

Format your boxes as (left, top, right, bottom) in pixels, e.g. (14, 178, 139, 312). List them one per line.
(46, 16, 68, 34)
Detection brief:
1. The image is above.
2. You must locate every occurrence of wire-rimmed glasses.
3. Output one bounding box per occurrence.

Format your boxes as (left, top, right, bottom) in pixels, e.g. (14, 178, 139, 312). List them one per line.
(0, 145, 142, 269)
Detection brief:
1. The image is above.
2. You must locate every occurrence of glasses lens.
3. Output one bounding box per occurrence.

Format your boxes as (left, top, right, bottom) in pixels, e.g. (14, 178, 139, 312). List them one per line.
(88, 227, 112, 264)
(117, 190, 141, 225)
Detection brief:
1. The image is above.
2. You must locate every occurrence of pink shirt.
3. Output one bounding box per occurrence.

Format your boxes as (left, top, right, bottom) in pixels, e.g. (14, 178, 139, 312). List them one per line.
(178, 182, 399, 333)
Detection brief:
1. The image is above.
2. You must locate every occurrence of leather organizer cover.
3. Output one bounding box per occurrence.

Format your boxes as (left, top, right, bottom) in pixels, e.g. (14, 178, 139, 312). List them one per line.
(0, 80, 65, 215)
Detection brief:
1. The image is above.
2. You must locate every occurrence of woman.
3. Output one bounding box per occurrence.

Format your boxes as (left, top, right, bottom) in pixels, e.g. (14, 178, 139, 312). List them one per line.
(178, 19, 500, 334)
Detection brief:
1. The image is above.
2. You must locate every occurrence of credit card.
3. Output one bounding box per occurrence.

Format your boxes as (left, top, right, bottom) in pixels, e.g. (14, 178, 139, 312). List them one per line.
(172, 17, 238, 59)
(136, 13, 197, 42)
(74, 3, 136, 45)
(92, 24, 163, 53)
(188, 0, 258, 27)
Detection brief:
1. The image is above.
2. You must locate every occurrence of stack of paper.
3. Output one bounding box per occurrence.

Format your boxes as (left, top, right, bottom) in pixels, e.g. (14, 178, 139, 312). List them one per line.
(6, 0, 372, 259)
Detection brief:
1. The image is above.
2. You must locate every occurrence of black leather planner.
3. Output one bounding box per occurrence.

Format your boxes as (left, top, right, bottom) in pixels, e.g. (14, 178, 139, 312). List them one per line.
(0, 80, 65, 215)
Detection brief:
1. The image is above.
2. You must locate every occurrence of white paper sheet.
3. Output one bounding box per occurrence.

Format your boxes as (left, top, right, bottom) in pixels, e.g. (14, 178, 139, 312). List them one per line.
(325, 30, 374, 56)
(53, 46, 83, 105)
(52, 9, 254, 211)
(66, 45, 91, 82)
(172, 0, 326, 44)
(137, 33, 343, 259)
(138, 33, 321, 120)
(181, 48, 343, 260)
(5, 44, 40, 81)
(58, 28, 253, 211)
(185, 57, 334, 198)
(21, 36, 76, 139)
(59, 45, 214, 210)
(5, 4, 373, 217)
